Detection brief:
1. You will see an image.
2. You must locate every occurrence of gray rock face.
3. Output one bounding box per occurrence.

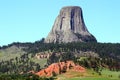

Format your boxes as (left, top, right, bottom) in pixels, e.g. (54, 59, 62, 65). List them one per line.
(45, 6, 97, 43)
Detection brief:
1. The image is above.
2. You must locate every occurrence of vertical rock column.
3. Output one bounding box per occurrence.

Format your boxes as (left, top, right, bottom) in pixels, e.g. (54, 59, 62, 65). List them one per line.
(45, 6, 97, 43)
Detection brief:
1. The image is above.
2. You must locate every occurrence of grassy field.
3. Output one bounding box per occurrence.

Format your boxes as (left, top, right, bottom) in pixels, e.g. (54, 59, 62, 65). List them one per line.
(56, 69, 120, 80)
(0, 46, 25, 61)
(0, 46, 47, 69)
(65, 77, 116, 80)
(31, 56, 47, 68)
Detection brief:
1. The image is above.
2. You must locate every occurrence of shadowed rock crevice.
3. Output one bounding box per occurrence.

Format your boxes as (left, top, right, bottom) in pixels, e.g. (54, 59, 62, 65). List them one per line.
(45, 6, 97, 43)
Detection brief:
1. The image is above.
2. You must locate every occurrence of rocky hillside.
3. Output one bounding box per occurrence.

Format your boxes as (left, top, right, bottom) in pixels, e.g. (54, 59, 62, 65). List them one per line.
(36, 61, 85, 77)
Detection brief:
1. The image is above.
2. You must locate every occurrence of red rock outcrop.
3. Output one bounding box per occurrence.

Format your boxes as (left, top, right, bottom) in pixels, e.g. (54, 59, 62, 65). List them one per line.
(36, 61, 85, 77)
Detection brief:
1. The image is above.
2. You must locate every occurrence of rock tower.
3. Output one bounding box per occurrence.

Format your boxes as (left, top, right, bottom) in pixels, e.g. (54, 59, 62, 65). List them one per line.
(45, 6, 97, 43)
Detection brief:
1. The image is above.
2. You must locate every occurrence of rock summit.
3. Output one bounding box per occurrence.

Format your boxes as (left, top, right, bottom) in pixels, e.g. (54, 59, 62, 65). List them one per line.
(45, 6, 97, 43)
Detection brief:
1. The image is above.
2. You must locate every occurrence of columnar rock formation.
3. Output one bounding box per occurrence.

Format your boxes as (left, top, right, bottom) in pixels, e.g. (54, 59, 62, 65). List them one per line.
(44, 6, 97, 43)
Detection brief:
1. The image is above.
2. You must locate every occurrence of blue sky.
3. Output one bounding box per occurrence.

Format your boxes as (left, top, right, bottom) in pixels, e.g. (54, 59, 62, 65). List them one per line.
(0, 0, 120, 46)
